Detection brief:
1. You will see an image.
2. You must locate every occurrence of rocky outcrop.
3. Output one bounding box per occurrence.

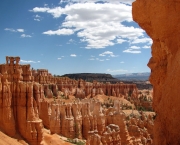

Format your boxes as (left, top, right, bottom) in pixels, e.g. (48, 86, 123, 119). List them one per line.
(0, 56, 44, 145)
(133, 0, 180, 144)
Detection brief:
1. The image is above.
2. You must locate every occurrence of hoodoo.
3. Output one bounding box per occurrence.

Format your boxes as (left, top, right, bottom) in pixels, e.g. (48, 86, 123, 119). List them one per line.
(0, 56, 154, 144)
(133, 0, 180, 144)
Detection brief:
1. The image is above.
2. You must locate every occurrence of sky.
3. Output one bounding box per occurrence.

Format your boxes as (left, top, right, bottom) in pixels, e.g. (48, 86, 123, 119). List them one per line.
(0, 0, 152, 76)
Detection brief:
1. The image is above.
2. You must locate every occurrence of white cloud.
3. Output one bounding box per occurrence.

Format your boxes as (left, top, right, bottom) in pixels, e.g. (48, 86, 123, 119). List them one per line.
(89, 57, 109, 61)
(99, 51, 117, 57)
(43, 28, 74, 35)
(123, 49, 141, 54)
(17, 29, 24, 32)
(30, 7, 50, 12)
(67, 38, 76, 44)
(130, 45, 140, 49)
(120, 61, 124, 63)
(131, 37, 152, 45)
(117, 38, 127, 44)
(69, 39, 74, 42)
(4, 28, 16, 32)
(35, 14, 40, 18)
(34, 18, 40, 21)
(20, 60, 40, 63)
(57, 58, 62, 60)
(5, 28, 24, 33)
(142, 45, 151, 49)
(107, 69, 128, 73)
(21, 34, 32, 38)
(70, 54, 77, 57)
(31, 2, 144, 49)
(34, 14, 42, 21)
(60, 0, 135, 5)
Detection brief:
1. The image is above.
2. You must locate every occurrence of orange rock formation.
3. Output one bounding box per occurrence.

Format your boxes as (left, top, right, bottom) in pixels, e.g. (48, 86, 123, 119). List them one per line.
(0, 56, 43, 145)
(0, 56, 153, 145)
(133, 0, 180, 144)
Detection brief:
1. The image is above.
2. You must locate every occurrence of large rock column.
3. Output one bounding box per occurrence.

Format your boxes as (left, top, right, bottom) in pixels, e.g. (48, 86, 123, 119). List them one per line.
(133, 0, 180, 144)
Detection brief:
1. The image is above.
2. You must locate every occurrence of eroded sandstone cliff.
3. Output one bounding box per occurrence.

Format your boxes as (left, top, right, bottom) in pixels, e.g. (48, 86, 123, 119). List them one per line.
(133, 0, 180, 144)
(0, 56, 154, 145)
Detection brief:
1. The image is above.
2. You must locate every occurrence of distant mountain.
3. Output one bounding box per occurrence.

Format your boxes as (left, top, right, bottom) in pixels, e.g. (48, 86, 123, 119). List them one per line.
(61, 72, 152, 89)
(62, 73, 119, 82)
(113, 72, 150, 81)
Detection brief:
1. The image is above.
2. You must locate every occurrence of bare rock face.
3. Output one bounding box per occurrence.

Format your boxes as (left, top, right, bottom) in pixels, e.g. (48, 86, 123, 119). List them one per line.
(0, 57, 43, 145)
(49, 102, 61, 134)
(133, 0, 180, 144)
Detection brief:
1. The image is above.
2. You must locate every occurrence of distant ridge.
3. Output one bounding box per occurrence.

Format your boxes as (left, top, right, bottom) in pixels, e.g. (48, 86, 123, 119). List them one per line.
(61, 73, 152, 90)
(62, 73, 119, 82)
(113, 72, 150, 81)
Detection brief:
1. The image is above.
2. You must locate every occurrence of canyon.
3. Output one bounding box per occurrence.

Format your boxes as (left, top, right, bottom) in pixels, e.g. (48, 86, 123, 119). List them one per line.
(0, 56, 154, 145)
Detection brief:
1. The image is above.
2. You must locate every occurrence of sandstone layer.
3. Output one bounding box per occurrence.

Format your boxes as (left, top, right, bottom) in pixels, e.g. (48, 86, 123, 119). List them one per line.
(133, 0, 180, 144)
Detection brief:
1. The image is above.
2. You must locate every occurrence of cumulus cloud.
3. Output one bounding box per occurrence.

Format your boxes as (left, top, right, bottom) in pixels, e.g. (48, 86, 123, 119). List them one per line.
(129, 46, 140, 49)
(89, 57, 110, 61)
(43, 28, 74, 35)
(131, 37, 152, 45)
(17, 29, 24, 32)
(20, 60, 40, 63)
(34, 18, 40, 21)
(5, 28, 24, 32)
(35, 14, 40, 18)
(99, 51, 117, 57)
(34, 14, 42, 21)
(107, 69, 128, 73)
(60, 0, 135, 5)
(117, 38, 127, 44)
(70, 54, 77, 57)
(31, 2, 145, 49)
(123, 49, 141, 54)
(30, 7, 50, 12)
(57, 58, 62, 60)
(123, 45, 142, 53)
(4, 28, 16, 32)
(142, 45, 151, 49)
(21, 34, 32, 38)
(67, 38, 76, 44)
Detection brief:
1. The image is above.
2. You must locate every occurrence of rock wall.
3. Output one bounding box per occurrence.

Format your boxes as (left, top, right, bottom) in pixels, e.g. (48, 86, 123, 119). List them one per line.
(0, 56, 44, 145)
(133, 0, 180, 144)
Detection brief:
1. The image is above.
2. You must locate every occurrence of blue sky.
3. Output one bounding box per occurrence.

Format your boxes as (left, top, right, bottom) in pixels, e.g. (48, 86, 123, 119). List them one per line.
(0, 0, 152, 75)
